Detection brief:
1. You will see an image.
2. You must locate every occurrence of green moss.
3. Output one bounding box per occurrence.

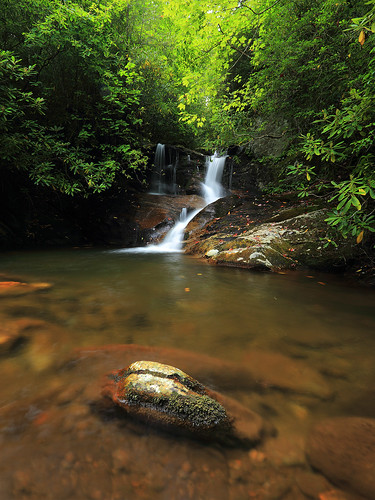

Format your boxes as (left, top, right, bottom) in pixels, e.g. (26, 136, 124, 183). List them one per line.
(165, 393, 228, 429)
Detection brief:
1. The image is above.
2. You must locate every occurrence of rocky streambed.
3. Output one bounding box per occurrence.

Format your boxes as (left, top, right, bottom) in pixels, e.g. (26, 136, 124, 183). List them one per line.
(0, 314, 374, 500)
(1, 251, 375, 499)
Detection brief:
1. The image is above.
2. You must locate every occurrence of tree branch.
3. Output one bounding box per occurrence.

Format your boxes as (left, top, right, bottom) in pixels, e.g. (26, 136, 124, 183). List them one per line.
(239, 0, 283, 16)
(217, 24, 252, 59)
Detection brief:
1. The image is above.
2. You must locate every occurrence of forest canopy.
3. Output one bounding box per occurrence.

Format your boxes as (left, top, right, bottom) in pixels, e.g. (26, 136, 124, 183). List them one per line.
(1, 0, 375, 239)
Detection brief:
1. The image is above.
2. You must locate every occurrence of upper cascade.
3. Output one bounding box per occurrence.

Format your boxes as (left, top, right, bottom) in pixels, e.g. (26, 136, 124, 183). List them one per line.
(202, 153, 227, 205)
(149, 143, 178, 195)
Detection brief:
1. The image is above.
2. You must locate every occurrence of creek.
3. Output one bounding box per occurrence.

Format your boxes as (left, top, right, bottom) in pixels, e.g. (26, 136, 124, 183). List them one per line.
(1, 248, 375, 498)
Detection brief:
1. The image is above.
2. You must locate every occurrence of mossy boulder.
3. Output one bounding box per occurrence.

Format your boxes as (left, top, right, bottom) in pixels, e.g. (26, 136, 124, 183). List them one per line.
(185, 206, 356, 272)
(103, 360, 263, 444)
(110, 361, 229, 432)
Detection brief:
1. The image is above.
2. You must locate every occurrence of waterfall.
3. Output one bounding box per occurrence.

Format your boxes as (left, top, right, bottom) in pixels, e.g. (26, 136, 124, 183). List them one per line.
(154, 207, 201, 252)
(150, 144, 179, 195)
(150, 143, 166, 194)
(202, 153, 226, 204)
(124, 152, 227, 253)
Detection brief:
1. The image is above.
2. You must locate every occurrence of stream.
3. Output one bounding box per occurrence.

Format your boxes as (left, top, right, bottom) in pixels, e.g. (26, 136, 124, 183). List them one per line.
(1, 248, 375, 498)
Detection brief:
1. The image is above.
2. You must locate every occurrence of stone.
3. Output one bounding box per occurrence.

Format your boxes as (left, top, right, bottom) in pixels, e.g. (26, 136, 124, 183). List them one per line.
(103, 360, 264, 444)
(105, 360, 231, 435)
(184, 199, 357, 273)
(306, 417, 375, 499)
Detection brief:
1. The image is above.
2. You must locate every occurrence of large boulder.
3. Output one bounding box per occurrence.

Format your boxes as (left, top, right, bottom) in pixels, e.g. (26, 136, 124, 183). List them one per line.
(185, 202, 356, 272)
(306, 417, 375, 499)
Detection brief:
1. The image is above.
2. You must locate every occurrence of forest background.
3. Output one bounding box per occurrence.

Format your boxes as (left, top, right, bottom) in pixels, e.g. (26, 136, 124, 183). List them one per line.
(1, 0, 375, 248)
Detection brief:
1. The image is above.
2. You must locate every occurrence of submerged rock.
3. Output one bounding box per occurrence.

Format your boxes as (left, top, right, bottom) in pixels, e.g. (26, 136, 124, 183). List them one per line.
(103, 360, 263, 444)
(0, 280, 51, 297)
(306, 417, 375, 499)
(242, 350, 333, 400)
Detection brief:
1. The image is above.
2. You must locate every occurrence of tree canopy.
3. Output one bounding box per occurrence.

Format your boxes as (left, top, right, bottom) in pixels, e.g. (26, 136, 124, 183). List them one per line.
(1, 0, 375, 240)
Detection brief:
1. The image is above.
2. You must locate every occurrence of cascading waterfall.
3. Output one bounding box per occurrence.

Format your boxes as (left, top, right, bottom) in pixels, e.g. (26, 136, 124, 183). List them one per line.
(150, 143, 166, 194)
(124, 152, 227, 253)
(202, 154, 226, 204)
(150, 144, 178, 195)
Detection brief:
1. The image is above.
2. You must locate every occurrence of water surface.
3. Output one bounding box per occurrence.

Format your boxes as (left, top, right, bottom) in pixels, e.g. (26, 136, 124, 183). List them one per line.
(1, 248, 374, 499)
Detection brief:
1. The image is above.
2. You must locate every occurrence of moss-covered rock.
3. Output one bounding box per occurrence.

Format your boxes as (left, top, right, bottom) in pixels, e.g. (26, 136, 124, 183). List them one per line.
(185, 205, 356, 272)
(107, 361, 231, 434)
(104, 359, 264, 445)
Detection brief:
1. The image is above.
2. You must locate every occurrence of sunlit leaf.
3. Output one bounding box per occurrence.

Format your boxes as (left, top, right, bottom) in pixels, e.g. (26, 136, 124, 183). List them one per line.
(359, 30, 365, 46)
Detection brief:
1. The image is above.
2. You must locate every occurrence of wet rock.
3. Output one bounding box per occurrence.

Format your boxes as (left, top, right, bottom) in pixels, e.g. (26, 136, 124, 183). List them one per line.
(106, 360, 230, 433)
(104, 360, 263, 444)
(133, 193, 205, 245)
(0, 317, 72, 371)
(306, 417, 375, 499)
(185, 203, 357, 273)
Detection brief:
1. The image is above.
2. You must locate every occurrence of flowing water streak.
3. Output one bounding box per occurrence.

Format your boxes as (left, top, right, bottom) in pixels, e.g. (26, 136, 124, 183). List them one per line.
(149, 143, 166, 194)
(124, 152, 227, 253)
(202, 154, 227, 204)
(150, 144, 179, 195)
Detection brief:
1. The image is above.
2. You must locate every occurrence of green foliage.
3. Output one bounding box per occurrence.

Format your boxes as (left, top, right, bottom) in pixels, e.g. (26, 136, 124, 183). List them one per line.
(2, 0, 375, 253)
(296, 4, 375, 242)
(0, 0, 192, 195)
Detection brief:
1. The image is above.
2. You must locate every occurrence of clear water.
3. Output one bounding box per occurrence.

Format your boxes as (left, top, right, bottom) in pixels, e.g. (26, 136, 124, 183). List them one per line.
(0, 248, 375, 499)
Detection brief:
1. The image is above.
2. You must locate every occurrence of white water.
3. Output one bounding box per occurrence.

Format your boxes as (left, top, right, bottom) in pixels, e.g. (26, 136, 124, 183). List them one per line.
(122, 152, 227, 253)
(149, 143, 178, 195)
(202, 154, 226, 205)
(149, 143, 165, 194)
